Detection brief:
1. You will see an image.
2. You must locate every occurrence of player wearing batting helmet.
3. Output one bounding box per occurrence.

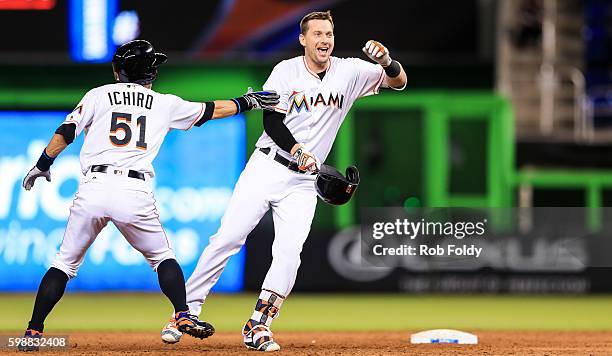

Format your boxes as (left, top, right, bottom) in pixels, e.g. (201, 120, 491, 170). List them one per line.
(17, 39, 279, 351)
(160, 10, 407, 352)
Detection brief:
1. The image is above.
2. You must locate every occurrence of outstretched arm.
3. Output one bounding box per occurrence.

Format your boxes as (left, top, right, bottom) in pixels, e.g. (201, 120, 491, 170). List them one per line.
(210, 100, 242, 119)
(207, 89, 280, 120)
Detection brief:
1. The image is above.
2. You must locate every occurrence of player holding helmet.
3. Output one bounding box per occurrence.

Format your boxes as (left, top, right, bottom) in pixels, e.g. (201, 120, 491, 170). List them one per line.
(161, 10, 407, 351)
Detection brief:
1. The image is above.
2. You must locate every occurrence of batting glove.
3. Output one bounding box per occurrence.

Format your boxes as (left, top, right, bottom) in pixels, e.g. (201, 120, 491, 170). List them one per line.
(362, 40, 392, 67)
(242, 87, 280, 111)
(293, 145, 321, 173)
(23, 166, 51, 191)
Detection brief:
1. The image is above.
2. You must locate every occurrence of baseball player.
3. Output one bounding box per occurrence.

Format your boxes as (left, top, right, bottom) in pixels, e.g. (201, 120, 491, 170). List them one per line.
(161, 10, 407, 351)
(17, 39, 279, 351)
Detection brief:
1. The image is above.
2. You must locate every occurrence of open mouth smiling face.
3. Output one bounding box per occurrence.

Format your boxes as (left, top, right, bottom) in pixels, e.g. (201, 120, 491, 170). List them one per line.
(301, 19, 334, 65)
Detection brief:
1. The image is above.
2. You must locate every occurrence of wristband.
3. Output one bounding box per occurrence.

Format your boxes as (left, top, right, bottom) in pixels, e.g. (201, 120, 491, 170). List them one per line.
(383, 60, 401, 78)
(231, 96, 251, 113)
(35, 149, 55, 171)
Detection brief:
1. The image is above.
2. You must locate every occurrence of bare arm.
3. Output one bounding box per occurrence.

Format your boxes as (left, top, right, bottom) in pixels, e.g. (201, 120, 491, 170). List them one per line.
(211, 100, 240, 120)
(45, 133, 69, 157)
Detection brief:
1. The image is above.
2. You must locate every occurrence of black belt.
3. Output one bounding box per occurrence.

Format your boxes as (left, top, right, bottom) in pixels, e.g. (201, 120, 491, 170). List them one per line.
(90, 165, 145, 181)
(259, 147, 311, 174)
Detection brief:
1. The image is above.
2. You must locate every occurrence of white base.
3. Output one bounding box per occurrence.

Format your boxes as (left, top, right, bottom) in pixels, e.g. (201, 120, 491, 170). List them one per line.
(410, 329, 478, 344)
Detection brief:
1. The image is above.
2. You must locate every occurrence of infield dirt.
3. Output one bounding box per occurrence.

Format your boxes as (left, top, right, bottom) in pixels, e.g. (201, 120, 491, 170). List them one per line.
(4, 331, 612, 355)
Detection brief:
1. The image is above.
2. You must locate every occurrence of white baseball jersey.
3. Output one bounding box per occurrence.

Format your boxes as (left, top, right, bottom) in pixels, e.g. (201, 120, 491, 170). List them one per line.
(184, 56, 391, 316)
(49, 82, 209, 280)
(256, 55, 385, 161)
(64, 82, 206, 176)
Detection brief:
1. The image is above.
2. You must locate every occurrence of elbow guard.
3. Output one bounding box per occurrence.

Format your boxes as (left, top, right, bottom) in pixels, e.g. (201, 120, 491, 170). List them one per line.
(55, 123, 76, 144)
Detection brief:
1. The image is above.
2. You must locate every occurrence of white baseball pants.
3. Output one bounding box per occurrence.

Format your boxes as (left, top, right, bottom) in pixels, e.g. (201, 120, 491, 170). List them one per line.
(51, 167, 176, 279)
(186, 149, 317, 316)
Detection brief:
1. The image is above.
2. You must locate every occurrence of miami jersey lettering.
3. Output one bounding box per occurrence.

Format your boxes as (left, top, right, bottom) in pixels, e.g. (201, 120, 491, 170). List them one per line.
(256, 55, 385, 162)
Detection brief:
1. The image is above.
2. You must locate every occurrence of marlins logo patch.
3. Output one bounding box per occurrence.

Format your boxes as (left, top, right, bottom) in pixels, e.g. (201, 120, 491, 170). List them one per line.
(287, 90, 345, 114)
(288, 91, 310, 114)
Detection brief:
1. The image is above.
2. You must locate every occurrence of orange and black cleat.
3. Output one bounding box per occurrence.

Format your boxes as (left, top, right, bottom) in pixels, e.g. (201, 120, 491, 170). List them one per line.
(174, 311, 215, 340)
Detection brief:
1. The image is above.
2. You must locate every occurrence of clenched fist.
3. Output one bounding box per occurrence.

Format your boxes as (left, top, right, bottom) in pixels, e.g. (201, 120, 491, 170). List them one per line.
(362, 40, 392, 67)
(292, 146, 321, 173)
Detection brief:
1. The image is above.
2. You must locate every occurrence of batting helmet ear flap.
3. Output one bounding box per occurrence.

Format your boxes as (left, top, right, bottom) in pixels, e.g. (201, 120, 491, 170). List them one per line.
(345, 166, 360, 184)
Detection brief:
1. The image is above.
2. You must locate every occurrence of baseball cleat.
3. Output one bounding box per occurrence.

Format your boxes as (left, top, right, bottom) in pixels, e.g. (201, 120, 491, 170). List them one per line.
(17, 329, 42, 352)
(174, 311, 215, 340)
(161, 317, 182, 344)
(243, 322, 281, 352)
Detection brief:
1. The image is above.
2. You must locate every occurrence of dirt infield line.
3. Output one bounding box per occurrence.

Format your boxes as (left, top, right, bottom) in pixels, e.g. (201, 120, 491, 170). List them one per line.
(2, 331, 612, 355)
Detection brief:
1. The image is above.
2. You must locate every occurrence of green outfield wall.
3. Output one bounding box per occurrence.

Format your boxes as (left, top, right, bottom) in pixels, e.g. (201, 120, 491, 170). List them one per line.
(6, 64, 611, 230)
(0, 65, 511, 230)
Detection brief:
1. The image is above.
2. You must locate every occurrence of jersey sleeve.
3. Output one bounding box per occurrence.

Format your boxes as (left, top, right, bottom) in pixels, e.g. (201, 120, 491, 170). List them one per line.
(263, 62, 290, 114)
(63, 89, 96, 136)
(168, 94, 206, 130)
(350, 58, 386, 99)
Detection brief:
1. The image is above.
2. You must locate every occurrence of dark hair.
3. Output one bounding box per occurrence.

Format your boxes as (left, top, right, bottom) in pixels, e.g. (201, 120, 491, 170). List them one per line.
(300, 10, 334, 34)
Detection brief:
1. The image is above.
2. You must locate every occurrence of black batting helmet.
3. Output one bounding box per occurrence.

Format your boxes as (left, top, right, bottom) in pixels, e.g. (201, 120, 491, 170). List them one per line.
(315, 165, 360, 205)
(112, 40, 167, 85)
